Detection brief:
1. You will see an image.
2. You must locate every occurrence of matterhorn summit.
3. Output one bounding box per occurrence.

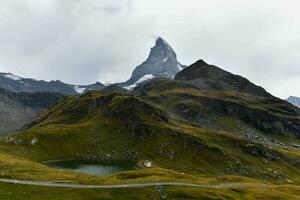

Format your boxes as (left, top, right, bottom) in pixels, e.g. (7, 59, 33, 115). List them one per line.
(122, 37, 186, 90)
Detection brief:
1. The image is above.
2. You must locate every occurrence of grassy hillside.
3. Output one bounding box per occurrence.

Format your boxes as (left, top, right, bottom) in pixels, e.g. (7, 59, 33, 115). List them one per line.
(2, 89, 300, 180)
(1, 80, 300, 199)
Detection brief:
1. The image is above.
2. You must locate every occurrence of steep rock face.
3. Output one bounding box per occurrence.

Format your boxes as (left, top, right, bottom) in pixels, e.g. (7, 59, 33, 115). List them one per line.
(175, 60, 272, 98)
(0, 73, 105, 95)
(121, 37, 185, 89)
(287, 96, 300, 107)
(0, 88, 63, 135)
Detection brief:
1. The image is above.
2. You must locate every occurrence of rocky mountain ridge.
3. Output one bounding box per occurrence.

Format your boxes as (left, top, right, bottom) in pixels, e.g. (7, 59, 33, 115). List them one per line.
(0, 72, 105, 95)
(175, 60, 272, 98)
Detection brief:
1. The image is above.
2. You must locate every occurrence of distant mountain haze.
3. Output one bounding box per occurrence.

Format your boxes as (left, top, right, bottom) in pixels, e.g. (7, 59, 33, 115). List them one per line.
(287, 96, 300, 107)
(0, 88, 63, 135)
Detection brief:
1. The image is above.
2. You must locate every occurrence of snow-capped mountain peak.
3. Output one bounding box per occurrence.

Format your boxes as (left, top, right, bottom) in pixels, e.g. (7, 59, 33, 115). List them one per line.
(121, 37, 186, 88)
(155, 37, 175, 52)
(146, 37, 178, 63)
(1, 73, 23, 81)
(74, 85, 86, 94)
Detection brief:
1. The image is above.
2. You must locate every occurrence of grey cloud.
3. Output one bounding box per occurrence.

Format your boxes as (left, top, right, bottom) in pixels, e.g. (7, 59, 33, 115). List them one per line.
(93, 6, 123, 14)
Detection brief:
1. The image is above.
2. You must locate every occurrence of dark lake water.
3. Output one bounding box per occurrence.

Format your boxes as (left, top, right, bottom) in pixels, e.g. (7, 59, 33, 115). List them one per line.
(46, 160, 136, 176)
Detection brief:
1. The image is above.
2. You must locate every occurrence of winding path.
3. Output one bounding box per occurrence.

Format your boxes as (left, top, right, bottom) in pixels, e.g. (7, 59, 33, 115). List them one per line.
(0, 178, 249, 189)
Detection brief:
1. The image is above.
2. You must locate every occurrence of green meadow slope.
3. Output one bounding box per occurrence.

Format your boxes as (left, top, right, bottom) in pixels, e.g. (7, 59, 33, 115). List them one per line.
(1, 87, 300, 181)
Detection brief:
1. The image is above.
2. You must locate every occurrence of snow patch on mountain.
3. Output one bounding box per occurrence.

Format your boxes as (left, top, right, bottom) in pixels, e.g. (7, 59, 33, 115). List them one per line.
(3, 73, 22, 81)
(74, 85, 86, 94)
(177, 64, 183, 71)
(124, 74, 154, 90)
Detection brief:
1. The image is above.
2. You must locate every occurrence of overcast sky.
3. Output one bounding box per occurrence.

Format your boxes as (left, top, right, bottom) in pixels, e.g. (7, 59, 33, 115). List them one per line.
(0, 0, 299, 98)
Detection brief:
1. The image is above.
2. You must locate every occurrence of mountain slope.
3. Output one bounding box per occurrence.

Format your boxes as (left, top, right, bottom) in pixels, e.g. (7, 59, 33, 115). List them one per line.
(0, 73, 105, 95)
(121, 37, 185, 89)
(175, 60, 272, 98)
(287, 96, 300, 107)
(134, 79, 300, 138)
(141, 59, 300, 137)
(4, 87, 300, 183)
(0, 88, 63, 135)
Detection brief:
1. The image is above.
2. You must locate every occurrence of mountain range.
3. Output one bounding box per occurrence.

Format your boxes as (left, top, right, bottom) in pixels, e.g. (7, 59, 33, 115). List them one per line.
(0, 37, 184, 94)
(0, 37, 298, 136)
(1, 37, 297, 100)
(0, 72, 105, 95)
(0, 37, 185, 135)
(0, 37, 176, 135)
